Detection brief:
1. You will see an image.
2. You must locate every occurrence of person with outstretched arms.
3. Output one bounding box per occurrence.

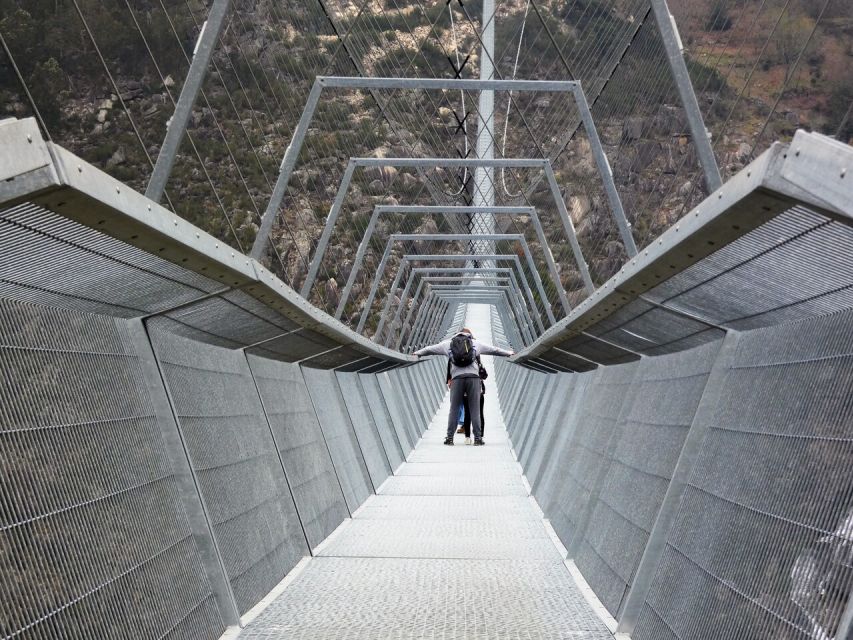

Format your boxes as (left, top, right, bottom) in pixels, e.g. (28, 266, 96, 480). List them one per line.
(415, 328, 513, 446)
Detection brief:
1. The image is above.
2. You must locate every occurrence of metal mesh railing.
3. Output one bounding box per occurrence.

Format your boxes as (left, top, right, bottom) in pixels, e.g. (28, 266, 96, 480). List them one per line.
(0, 298, 224, 640)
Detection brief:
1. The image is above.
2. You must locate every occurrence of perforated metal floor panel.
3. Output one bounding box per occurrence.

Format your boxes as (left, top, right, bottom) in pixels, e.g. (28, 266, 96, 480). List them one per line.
(238, 359, 613, 639)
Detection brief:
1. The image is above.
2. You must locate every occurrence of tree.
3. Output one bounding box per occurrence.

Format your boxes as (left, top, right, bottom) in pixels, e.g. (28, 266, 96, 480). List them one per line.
(769, 13, 816, 84)
(706, 1, 733, 32)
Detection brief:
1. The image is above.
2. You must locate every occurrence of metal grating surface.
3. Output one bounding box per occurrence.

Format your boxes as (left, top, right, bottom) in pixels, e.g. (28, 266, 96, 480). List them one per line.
(634, 309, 853, 640)
(149, 326, 307, 614)
(160, 291, 300, 349)
(376, 371, 415, 454)
(238, 557, 613, 640)
(0, 202, 219, 317)
(574, 340, 722, 617)
(241, 361, 613, 640)
(245, 355, 349, 551)
(0, 297, 223, 639)
(649, 207, 853, 331)
(532, 205, 853, 371)
(317, 519, 562, 561)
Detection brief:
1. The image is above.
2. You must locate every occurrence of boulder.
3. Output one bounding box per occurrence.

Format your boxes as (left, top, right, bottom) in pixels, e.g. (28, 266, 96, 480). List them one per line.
(402, 172, 419, 189)
(637, 140, 661, 167)
(324, 278, 340, 308)
(653, 105, 687, 136)
(105, 147, 126, 170)
(569, 195, 591, 225)
(621, 116, 645, 142)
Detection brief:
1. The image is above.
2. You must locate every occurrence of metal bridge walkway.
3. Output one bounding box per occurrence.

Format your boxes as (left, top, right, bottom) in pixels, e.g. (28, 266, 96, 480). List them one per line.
(234, 308, 613, 639)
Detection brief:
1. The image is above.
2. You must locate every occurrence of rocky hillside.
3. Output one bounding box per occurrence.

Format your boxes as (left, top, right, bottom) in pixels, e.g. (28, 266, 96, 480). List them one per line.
(1, 0, 849, 330)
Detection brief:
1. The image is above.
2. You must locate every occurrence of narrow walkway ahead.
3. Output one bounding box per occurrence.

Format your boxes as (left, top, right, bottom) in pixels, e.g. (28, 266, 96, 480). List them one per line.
(238, 308, 613, 639)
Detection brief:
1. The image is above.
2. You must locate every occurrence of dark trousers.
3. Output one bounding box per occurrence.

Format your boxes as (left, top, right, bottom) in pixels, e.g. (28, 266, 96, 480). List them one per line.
(448, 376, 482, 439)
(462, 392, 485, 438)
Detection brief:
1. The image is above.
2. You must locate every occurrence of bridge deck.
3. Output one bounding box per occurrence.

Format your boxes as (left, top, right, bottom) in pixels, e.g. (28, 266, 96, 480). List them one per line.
(236, 308, 613, 639)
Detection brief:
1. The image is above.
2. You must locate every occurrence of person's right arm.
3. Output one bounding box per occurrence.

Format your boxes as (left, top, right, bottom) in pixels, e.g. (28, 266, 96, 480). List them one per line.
(414, 340, 451, 357)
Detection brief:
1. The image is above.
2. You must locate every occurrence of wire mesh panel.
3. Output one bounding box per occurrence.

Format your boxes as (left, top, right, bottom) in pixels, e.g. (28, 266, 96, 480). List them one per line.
(0, 298, 223, 640)
(574, 339, 722, 618)
(523, 373, 577, 489)
(633, 309, 853, 640)
(376, 371, 415, 455)
(359, 372, 406, 471)
(545, 361, 641, 551)
(336, 371, 394, 490)
(148, 325, 307, 615)
(383, 368, 424, 447)
(245, 354, 349, 552)
(515, 373, 558, 465)
(301, 366, 374, 513)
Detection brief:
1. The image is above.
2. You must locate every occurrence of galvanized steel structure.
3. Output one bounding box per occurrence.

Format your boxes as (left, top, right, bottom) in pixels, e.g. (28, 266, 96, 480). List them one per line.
(1, 1, 853, 639)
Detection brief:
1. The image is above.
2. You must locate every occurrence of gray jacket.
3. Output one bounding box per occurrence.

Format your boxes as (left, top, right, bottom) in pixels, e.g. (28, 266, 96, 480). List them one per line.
(415, 336, 513, 379)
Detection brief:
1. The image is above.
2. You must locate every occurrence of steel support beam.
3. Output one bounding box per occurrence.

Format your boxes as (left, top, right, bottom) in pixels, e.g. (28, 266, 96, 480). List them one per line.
(649, 0, 722, 193)
(357, 233, 556, 335)
(390, 268, 536, 347)
(302, 158, 550, 300)
(242, 75, 606, 272)
(250, 78, 323, 259)
(429, 290, 524, 348)
(572, 86, 638, 257)
(416, 291, 522, 350)
(391, 270, 534, 348)
(409, 292, 441, 349)
(396, 254, 545, 334)
(146, 0, 231, 202)
(385, 266, 535, 347)
(475, 0, 497, 254)
(333, 205, 571, 318)
(429, 285, 527, 346)
(303, 159, 587, 305)
(542, 164, 596, 292)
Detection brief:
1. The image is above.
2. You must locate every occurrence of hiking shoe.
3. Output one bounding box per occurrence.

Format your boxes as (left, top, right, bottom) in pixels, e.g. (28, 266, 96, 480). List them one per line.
(456, 426, 465, 434)
(465, 437, 472, 445)
(443, 437, 454, 446)
(473, 439, 484, 446)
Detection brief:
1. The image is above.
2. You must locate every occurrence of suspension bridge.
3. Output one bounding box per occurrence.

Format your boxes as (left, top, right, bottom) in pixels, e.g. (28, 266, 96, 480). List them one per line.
(0, 0, 851, 638)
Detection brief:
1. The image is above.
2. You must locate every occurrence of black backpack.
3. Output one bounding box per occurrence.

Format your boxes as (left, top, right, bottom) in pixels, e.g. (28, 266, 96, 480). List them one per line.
(449, 333, 475, 367)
